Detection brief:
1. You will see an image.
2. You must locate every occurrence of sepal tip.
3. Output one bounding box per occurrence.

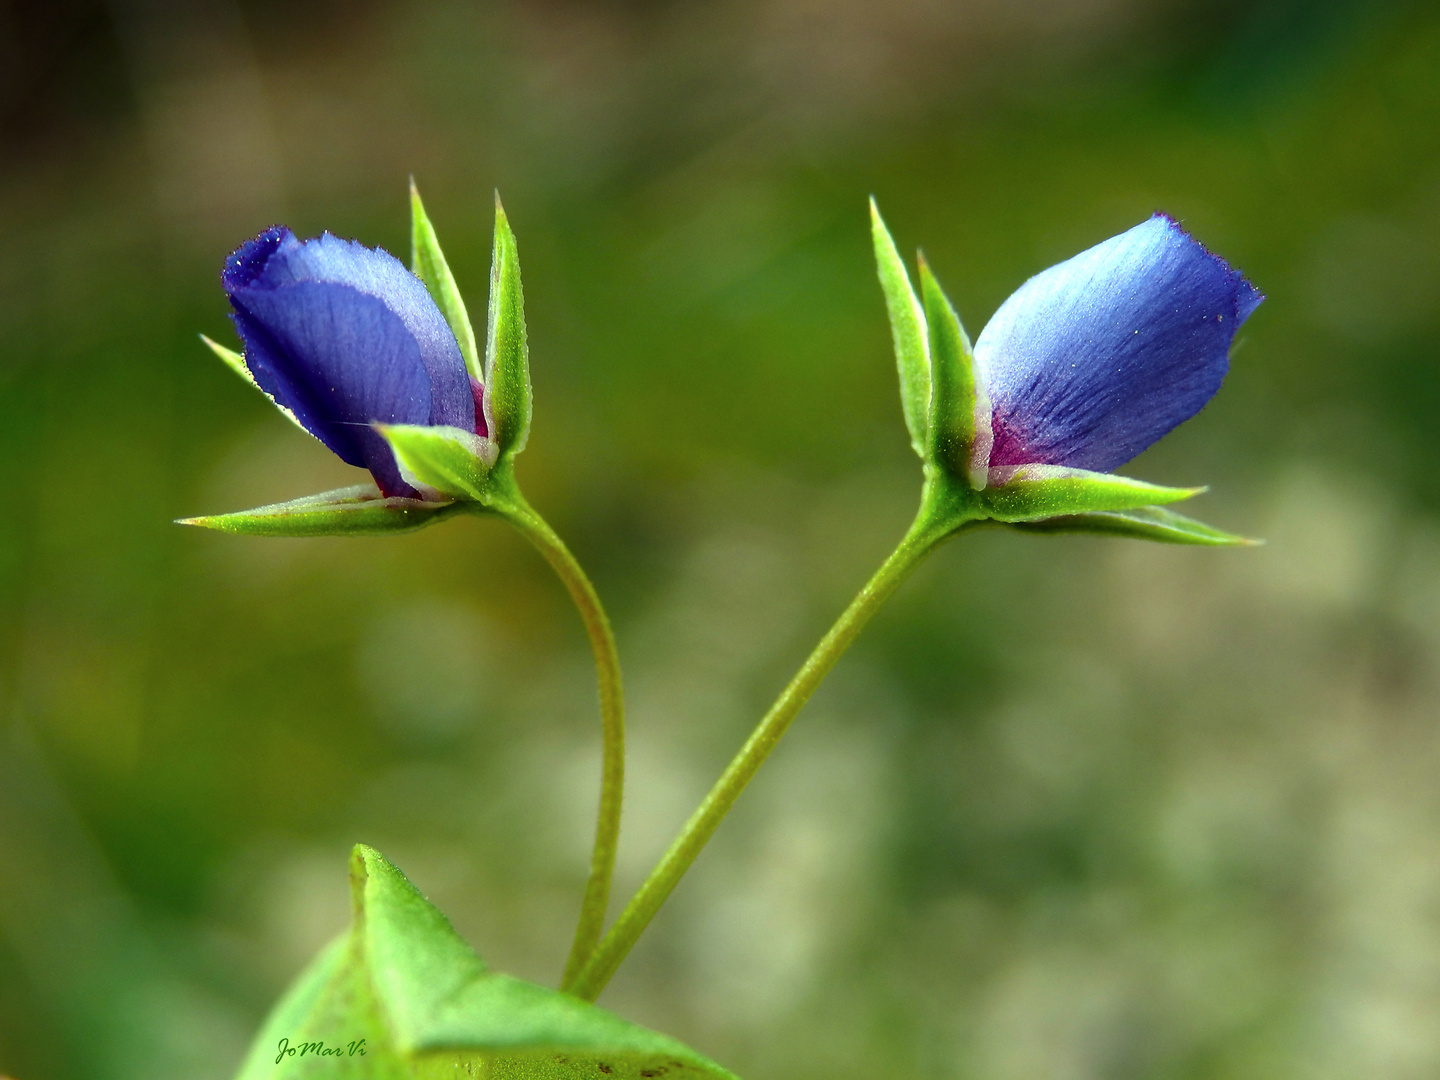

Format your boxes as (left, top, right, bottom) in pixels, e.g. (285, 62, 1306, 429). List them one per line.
(869, 200, 931, 461)
(484, 197, 531, 459)
(409, 179, 482, 381)
(1008, 503, 1259, 546)
(176, 484, 463, 538)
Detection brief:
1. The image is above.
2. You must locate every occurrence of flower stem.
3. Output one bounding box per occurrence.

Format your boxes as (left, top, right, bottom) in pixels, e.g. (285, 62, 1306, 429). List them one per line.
(566, 477, 969, 1001)
(481, 474, 626, 991)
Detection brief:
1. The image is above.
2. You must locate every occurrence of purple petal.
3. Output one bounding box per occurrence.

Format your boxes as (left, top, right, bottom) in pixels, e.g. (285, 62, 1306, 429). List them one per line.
(974, 213, 1263, 473)
(223, 228, 475, 495)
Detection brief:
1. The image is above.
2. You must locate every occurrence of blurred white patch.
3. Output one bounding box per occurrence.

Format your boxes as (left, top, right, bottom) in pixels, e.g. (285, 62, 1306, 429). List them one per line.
(607, 727, 712, 884)
(1252, 465, 1391, 609)
(1306, 793, 1440, 1080)
(1154, 764, 1293, 890)
(208, 842, 352, 986)
(684, 719, 892, 1027)
(637, 528, 808, 679)
(1393, 520, 1440, 646)
(995, 654, 1129, 795)
(973, 948, 1152, 1080)
(357, 599, 502, 744)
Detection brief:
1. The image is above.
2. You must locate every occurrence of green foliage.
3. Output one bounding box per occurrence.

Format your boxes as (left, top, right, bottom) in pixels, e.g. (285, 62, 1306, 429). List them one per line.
(916, 259, 990, 490)
(411, 180, 482, 383)
(377, 424, 496, 502)
(915, 464, 1243, 548)
(176, 485, 464, 537)
(1009, 504, 1258, 545)
(868, 200, 930, 459)
(979, 464, 1202, 521)
(486, 196, 531, 459)
(234, 846, 736, 1080)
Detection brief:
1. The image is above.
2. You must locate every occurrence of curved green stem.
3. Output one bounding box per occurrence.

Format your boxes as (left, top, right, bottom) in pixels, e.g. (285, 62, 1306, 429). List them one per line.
(567, 476, 975, 1001)
(479, 470, 626, 990)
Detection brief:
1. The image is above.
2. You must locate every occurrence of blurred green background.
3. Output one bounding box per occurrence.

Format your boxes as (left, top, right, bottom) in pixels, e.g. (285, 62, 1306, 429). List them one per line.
(3, 0, 1440, 1077)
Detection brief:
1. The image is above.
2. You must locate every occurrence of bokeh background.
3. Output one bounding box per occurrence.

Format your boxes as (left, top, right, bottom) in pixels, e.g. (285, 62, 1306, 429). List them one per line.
(3, 0, 1440, 1077)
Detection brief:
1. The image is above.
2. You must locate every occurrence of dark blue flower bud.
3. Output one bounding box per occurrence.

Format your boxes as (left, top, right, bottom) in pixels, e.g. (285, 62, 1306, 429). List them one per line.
(974, 213, 1263, 474)
(223, 227, 486, 497)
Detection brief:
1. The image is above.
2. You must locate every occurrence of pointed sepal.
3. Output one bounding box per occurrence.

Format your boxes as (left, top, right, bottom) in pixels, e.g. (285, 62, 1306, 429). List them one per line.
(917, 257, 991, 489)
(200, 334, 311, 437)
(410, 180, 482, 382)
(870, 199, 930, 459)
(1011, 504, 1259, 546)
(485, 194, 531, 459)
(177, 485, 462, 537)
(202, 332, 252, 383)
(980, 464, 1202, 522)
(375, 423, 496, 503)
(234, 845, 738, 1080)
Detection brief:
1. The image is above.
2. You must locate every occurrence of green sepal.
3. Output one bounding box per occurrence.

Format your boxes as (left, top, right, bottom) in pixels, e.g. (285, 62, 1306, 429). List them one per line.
(177, 485, 463, 537)
(869, 199, 930, 459)
(234, 845, 738, 1080)
(979, 464, 1201, 522)
(202, 333, 251, 383)
(410, 179, 482, 382)
(1010, 504, 1259, 546)
(201, 334, 310, 437)
(375, 423, 496, 503)
(485, 194, 531, 459)
(917, 258, 991, 489)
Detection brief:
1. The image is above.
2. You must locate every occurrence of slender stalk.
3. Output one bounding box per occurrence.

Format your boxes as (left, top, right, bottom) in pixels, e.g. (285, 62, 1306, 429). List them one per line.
(567, 480, 968, 1001)
(482, 482, 626, 990)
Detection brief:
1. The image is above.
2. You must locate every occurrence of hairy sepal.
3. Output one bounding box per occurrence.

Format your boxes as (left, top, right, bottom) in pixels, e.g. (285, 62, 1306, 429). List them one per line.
(410, 180, 482, 382)
(869, 199, 930, 458)
(1011, 504, 1258, 546)
(918, 258, 991, 489)
(177, 485, 461, 537)
(981, 464, 1202, 521)
(233, 845, 737, 1080)
(485, 194, 531, 458)
(376, 424, 496, 503)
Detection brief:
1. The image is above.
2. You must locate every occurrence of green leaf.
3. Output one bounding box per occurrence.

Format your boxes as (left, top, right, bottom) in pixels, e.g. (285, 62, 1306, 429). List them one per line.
(233, 936, 380, 1080)
(917, 257, 991, 489)
(376, 424, 495, 502)
(235, 845, 738, 1080)
(178, 485, 464, 537)
(486, 193, 532, 458)
(980, 464, 1202, 521)
(201, 334, 310, 437)
(869, 199, 929, 459)
(410, 180, 482, 382)
(1010, 504, 1260, 546)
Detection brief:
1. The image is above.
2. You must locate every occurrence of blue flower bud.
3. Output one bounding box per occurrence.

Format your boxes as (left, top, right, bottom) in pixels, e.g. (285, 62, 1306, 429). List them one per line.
(872, 205, 1263, 543)
(974, 212, 1262, 475)
(222, 227, 489, 498)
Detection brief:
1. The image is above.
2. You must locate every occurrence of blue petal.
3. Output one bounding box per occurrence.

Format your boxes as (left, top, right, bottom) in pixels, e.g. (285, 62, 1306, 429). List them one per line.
(973, 214, 1263, 473)
(223, 228, 474, 495)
